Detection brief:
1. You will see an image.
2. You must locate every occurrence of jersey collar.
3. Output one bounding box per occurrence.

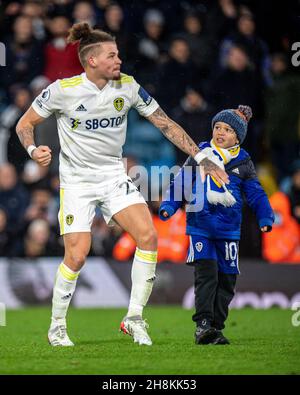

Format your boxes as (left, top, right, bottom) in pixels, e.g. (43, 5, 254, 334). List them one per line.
(82, 72, 110, 92)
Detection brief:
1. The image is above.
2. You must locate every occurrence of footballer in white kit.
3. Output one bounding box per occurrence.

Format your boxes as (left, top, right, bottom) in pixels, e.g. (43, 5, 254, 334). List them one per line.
(17, 23, 228, 348)
(32, 72, 158, 233)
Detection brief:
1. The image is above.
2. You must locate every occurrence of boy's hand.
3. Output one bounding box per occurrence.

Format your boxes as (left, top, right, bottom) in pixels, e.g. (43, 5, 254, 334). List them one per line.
(261, 225, 272, 232)
(161, 210, 170, 219)
(159, 208, 174, 221)
(159, 205, 175, 221)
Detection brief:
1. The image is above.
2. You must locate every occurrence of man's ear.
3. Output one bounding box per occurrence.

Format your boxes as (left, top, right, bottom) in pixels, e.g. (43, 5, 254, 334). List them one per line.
(88, 55, 97, 68)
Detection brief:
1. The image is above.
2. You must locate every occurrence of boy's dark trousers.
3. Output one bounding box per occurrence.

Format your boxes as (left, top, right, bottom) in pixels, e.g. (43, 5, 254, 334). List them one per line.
(192, 259, 237, 330)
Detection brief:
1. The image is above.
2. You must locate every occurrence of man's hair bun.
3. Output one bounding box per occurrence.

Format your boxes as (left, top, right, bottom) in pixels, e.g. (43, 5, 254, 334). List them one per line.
(67, 23, 115, 67)
(67, 23, 92, 43)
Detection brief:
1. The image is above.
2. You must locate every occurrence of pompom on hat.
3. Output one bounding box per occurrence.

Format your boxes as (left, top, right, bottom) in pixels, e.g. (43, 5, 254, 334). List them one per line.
(211, 105, 253, 144)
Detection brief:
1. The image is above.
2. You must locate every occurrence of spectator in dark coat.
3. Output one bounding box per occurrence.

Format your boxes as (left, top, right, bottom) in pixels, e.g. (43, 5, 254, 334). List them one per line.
(209, 45, 261, 113)
(219, 11, 271, 86)
(72, 0, 97, 27)
(0, 86, 32, 173)
(180, 12, 215, 78)
(265, 53, 300, 181)
(0, 207, 15, 256)
(0, 15, 44, 95)
(100, 3, 137, 74)
(0, 163, 29, 232)
(171, 88, 215, 164)
(157, 37, 199, 112)
(209, 44, 263, 161)
(206, 0, 238, 43)
(22, 0, 47, 41)
(135, 9, 168, 93)
(13, 218, 63, 258)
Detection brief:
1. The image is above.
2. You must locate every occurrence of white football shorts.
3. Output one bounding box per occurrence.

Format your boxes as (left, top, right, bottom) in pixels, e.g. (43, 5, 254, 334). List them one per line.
(58, 172, 146, 235)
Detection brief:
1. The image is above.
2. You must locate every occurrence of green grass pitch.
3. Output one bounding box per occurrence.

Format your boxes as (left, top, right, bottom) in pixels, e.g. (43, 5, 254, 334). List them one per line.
(0, 306, 299, 375)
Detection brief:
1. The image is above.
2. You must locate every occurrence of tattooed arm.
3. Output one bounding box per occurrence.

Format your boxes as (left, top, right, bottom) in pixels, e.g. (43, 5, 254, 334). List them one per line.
(16, 106, 52, 167)
(147, 107, 199, 157)
(146, 107, 229, 185)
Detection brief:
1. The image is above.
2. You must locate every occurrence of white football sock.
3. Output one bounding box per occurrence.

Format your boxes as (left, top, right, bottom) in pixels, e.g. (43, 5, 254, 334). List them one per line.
(127, 248, 157, 318)
(51, 262, 80, 325)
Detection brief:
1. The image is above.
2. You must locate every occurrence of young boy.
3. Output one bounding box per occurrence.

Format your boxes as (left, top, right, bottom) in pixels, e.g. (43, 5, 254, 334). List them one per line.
(159, 105, 274, 345)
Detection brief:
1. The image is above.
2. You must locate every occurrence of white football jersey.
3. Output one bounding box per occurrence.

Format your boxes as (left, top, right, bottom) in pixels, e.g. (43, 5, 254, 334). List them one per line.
(32, 72, 159, 186)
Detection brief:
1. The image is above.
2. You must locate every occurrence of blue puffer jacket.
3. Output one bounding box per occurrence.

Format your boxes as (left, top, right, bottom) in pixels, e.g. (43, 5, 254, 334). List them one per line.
(159, 143, 274, 240)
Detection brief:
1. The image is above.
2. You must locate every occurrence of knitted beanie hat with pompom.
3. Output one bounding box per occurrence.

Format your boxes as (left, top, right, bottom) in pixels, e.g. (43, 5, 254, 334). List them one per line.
(211, 105, 253, 144)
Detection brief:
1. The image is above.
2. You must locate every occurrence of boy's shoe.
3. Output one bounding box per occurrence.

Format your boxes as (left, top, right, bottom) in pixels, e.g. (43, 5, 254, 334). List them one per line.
(120, 315, 152, 346)
(195, 319, 217, 345)
(48, 321, 74, 347)
(211, 330, 230, 345)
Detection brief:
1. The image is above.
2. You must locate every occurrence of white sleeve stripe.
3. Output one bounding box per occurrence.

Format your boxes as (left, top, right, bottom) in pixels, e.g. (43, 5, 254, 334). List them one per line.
(31, 102, 50, 118)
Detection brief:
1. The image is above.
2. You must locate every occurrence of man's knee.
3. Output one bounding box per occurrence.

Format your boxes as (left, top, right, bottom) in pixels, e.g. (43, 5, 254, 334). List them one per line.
(63, 233, 91, 270)
(64, 250, 87, 271)
(137, 226, 158, 249)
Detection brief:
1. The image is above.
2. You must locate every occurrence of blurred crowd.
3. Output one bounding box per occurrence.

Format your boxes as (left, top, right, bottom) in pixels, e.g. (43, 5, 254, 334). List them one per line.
(0, 0, 299, 262)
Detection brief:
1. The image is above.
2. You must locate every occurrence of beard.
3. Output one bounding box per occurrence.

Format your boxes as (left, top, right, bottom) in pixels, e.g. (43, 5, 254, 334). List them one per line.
(111, 68, 121, 80)
(112, 73, 121, 80)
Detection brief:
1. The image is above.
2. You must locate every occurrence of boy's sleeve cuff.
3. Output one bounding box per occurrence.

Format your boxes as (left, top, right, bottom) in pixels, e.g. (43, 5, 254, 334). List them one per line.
(159, 204, 175, 221)
(259, 218, 274, 228)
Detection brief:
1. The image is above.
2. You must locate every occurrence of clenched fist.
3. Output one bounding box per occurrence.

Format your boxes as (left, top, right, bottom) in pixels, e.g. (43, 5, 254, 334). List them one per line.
(31, 145, 52, 167)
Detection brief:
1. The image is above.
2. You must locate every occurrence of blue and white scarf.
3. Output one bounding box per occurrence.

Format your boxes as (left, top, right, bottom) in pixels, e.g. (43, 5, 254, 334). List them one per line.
(200, 140, 240, 207)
